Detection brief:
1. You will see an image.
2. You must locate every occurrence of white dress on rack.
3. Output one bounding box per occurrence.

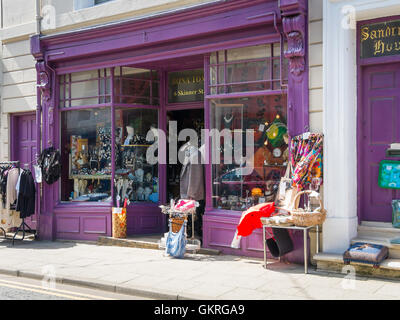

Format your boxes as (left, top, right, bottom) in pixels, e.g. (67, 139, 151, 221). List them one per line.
(0, 168, 22, 231)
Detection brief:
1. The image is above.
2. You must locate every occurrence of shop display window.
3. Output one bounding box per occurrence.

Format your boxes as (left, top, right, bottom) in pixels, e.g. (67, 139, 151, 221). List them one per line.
(58, 66, 160, 205)
(59, 68, 111, 107)
(209, 43, 289, 211)
(60, 107, 112, 202)
(209, 43, 288, 94)
(114, 108, 159, 203)
(114, 67, 159, 106)
(210, 95, 288, 210)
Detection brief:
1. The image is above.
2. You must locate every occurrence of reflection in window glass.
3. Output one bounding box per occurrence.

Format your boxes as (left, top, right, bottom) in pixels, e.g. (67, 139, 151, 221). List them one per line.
(209, 43, 288, 94)
(60, 108, 112, 202)
(210, 95, 288, 211)
(114, 67, 159, 106)
(59, 69, 111, 108)
(115, 108, 159, 203)
(227, 44, 271, 61)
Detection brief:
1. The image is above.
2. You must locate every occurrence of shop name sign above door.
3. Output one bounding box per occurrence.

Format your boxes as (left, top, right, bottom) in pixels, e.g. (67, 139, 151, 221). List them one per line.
(360, 19, 400, 59)
(168, 69, 204, 103)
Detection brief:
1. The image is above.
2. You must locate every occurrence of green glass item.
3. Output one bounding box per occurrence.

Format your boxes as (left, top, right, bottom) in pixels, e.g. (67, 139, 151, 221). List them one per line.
(392, 200, 400, 229)
(265, 115, 287, 148)
(378, 160, 400, 189)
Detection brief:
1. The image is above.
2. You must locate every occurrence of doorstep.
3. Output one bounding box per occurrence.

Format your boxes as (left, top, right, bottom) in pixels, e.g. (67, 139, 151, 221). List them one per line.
(97, 235, 221, 255)
(356, 221, 400, 258)
(313, 252, 400, 280)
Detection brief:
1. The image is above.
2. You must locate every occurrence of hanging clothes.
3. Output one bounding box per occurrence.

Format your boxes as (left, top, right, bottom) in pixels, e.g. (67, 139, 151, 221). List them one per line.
(7, 168, 20, 208)
(0, 167, 22, 230)
(16, 169, 36, 219)
(180, 143, 205, 201)
(0, 167, 9, 209)
(38, 147, 61, 185)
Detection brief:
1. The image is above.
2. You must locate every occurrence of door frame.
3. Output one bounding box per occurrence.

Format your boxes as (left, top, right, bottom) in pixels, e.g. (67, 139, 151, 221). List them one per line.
(10, 112, 37, 162)
(10, 112, 38, 230)
(357, 15, 400, 223)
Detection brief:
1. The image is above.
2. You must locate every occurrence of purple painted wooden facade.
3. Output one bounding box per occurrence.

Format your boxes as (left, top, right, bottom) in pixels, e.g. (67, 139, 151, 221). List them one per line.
(30, 0, 309, 262)
(357, 15, 400, 224)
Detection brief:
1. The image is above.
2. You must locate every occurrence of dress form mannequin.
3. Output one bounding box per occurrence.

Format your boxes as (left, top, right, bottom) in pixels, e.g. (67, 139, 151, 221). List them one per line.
(147, 125, 158, 142)
(124, 126, 134, 145)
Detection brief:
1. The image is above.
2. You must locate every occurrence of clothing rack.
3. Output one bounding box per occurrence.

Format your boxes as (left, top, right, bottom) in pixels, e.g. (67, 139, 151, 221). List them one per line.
(0, 161, 36, 245)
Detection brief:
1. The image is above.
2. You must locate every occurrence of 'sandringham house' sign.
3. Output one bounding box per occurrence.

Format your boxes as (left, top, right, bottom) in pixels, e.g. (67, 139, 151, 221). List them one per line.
(360, 19, 400, 59)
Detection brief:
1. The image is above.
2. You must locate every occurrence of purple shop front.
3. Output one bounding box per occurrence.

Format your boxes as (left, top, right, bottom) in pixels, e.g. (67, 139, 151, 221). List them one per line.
(30, 0, 310, 263)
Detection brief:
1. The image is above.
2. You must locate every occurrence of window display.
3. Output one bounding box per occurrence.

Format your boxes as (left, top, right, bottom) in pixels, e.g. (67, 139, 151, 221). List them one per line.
(59, 66, 160, 205)
(211, 95, 288, 211)
(60, 108, 112, 202)
(114, 108, 159, 203)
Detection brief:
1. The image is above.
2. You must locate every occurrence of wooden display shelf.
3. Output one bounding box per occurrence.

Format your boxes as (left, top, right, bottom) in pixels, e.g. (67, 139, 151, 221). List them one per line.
(121, 144, 151, 147)
(214, 180, 267, 185)
(69, 174, 112, 180)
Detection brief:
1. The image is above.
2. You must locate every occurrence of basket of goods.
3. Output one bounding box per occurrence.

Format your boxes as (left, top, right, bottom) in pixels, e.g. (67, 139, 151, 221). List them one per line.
(263, 214, 294, 227)
(112, 207, 127, 238)
(170, 216, 186, 233)
(290, 190, 326, 227)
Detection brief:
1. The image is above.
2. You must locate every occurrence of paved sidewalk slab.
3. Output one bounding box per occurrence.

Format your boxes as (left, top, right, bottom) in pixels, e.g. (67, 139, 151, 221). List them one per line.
(0, 240, 398, 300)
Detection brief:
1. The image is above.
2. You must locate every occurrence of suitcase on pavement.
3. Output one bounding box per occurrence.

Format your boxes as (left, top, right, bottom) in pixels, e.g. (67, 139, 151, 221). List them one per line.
(343, 242, 388, 268)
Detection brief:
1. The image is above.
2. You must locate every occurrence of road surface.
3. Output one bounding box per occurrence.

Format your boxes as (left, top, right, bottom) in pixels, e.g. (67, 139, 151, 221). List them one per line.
(0, 274, 151, 300)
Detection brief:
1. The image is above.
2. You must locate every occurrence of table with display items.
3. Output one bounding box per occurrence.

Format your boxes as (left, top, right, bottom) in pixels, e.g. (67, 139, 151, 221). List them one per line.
(261, 217, 320, 274)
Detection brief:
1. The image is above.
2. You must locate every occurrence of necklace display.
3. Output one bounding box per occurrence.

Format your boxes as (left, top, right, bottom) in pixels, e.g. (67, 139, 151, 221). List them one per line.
(223, 112, 234, 128)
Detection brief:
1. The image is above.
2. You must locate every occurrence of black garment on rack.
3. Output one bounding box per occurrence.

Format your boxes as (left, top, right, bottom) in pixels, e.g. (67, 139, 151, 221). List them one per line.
(16, 170, 36, 219)
(0, 168, 8, 209)
(38, 147, 61, 185)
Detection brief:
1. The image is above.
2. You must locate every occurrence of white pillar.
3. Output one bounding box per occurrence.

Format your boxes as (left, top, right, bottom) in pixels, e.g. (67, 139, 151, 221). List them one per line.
(323, 0, 358, 253)
(322, 0, 400, 253)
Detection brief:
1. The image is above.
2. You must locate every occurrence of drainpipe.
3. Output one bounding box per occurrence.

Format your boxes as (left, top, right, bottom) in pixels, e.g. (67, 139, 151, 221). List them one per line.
(35, 0, 42, 239)
(36, 0, 41, 35)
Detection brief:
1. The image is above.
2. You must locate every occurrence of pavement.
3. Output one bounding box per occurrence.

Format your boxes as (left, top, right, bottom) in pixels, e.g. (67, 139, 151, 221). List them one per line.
(0, 239, 399, 300)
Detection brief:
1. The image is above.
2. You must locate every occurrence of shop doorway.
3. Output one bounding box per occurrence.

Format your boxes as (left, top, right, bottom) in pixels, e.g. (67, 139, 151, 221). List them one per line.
(166, 108, 205, 238)
(166, 109, 204, 202)
(359, 62, 400, 222)
(11, 113, 38, 230)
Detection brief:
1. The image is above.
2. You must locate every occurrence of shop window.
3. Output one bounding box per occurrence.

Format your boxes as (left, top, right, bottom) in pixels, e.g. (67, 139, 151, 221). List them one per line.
(114, 108, 159, 203)
(60, 107, 112, 202)
(59, 69, 111, 108)
(74, 0, 113, 10)
(210, 95, 288, 211)
(209, 43, 288, 94)
(114, 67, 160, 106)
(95, 0, 113, 4)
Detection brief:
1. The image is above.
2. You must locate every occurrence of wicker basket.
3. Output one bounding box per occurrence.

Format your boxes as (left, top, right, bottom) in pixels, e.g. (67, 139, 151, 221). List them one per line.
(290, 190, 326, 227)
(170, 217, 186, 233)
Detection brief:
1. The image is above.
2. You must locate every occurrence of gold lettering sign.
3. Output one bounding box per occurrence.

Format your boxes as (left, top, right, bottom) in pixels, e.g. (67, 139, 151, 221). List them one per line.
(360, 20, 400, 59)
(168, 69, 204, 103)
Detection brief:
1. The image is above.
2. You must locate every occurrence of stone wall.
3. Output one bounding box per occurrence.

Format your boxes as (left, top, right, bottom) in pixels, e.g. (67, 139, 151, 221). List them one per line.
(308, 0, 323, 133)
